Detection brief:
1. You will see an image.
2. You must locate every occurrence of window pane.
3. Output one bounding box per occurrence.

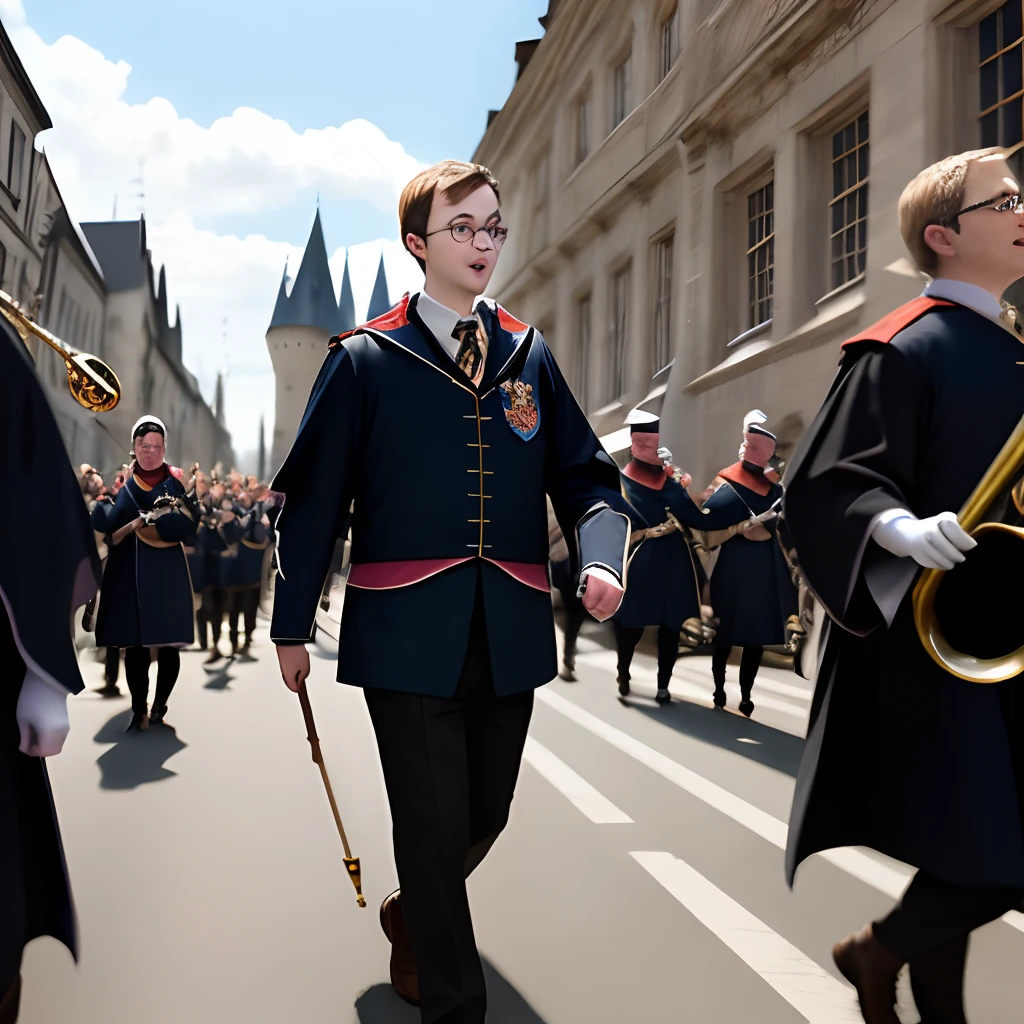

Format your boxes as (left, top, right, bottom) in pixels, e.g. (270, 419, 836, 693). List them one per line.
(846, 226, 856, 255)
(857, 220, 867, 252)
(1004, 45, 1023, 101)
(857, 111, 869, 141)
(982, 59, 999, 111)
(982, 12, 998, 59)
(846, 152, 857, 187)
(861, 184, 869, 217)
(844, 123, 856, 153)
(982, 109, 1000, 146)
(1004, 95, 1024, 146)
(833, 160, 843, 196)
(1005, 1, 1023, 47)
(831, 202, 844, 234)
(832, 130, 843, 160)
(765, 209, 774, 236)
(858, 143, 869, 181)
(856, 250, 867, 277)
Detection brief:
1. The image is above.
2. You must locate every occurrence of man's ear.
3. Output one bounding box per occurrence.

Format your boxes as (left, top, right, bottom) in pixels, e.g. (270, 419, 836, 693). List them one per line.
(923, 223, 957, 260)
(405, 232, 426, 261)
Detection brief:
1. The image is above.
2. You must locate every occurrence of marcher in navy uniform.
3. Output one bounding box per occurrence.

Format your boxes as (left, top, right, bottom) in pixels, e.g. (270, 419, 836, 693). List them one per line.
(223, 489, 270, 655)
(785, 149, 1024, 1024)
(184, 470, 210, 648)
(613, 412, 737, 704)
(547, 499, 588, 680)
(92, 416, 198, 731)
(701, 415, 797, 717)
(272, 160, 642, 1024)
(0, 315, 102, 1024)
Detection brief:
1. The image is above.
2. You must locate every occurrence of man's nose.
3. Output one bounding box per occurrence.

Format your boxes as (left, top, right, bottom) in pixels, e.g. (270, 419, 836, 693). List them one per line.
(472, 230, 495, 251)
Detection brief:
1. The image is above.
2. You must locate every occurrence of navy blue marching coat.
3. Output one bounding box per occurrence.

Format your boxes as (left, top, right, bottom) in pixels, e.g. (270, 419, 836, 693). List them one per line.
(271, 294, 644, 697)
(616, 466, 735, 630)
(92, 474, 198, 648)
(701, 467, 797, 648)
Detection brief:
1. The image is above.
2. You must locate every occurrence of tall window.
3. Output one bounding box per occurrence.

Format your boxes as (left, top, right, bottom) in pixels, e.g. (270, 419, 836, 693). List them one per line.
(612, 54, 631, 130)
(829, 111, 869, 290)
(7, 121, 25, 198)
(576, 295, 591, 410)
(660, 4, 680, 81)
(747, 182, 774, 327)
(979, 2, 1024, 168)
(575, 95, 591, 168)
(652, 236, 674, 373)
(608, 266, 630, 401)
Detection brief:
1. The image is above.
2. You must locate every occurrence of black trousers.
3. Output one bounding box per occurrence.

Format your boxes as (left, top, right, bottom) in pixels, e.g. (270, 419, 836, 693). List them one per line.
(873, 871, 1024, 1023)
(614, 622, 679, 688)
(103, 647, 120, 685)
(364, 576, 534, 1024)
(225, 590, 258, 647)
(196, 588, 224, 648)
(550, 558, 586, 667)
(123, 647, 180, 716)
(711, 645, 763, 699)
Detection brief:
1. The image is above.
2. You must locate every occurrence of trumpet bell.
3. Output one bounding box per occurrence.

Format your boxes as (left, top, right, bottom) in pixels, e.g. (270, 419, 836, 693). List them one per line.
(64, 351, 121, 412)
(914, 414, 1024, 683)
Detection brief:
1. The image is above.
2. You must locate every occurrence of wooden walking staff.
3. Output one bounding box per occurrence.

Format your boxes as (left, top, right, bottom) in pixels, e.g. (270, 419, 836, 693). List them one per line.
(297, 680, 366, 908)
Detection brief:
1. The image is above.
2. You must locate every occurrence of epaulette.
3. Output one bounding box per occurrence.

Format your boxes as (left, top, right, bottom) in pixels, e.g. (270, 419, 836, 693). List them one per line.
(840, 296, 955, 349)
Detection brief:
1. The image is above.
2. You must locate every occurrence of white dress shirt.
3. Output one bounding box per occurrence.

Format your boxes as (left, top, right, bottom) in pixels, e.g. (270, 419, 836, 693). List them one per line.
(923, 278, 1004, 323)
(414, 290, 486, 360)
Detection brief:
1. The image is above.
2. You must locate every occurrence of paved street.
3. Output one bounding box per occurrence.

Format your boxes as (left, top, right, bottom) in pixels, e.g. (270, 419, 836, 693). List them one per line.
(18, 597, 1024, 1023)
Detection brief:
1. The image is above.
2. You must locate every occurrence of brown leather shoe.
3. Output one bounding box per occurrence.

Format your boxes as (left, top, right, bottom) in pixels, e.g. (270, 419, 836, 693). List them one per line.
(380, 889, 419, 1007)
(0, 974, 21, 1024)
(832, 924, 904, 1024)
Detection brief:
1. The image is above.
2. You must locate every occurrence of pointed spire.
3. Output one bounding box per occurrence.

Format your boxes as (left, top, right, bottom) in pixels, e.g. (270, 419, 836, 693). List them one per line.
(155, 264, 168, 320)
(366, 250, 391, 320)
(267, 209, 340, 333)
(214, 372, 226, 426)
(337, 251, 356, 332)
(269, 260, 290, 328)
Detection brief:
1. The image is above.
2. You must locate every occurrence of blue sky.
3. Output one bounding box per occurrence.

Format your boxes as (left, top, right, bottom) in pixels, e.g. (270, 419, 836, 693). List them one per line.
(26, 0, 548, 253)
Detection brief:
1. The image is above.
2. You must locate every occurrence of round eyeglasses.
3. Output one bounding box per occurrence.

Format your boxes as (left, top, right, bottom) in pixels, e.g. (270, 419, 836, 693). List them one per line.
(425, 223, 508, 247)
(943, 191, 1024, 227)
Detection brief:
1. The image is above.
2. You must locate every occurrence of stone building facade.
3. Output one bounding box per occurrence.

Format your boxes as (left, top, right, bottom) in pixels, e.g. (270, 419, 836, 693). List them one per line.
(473, 0, 1016, 485)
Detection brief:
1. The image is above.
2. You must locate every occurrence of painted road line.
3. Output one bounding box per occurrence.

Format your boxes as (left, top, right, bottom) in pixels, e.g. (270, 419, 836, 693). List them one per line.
(537, 687, 1024, 935)
(632, 851, 861, 1023)
(522, 737, 633, 824)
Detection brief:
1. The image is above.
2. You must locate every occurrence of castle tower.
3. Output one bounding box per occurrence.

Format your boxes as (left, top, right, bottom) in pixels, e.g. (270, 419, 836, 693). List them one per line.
(265, 209, 342, 473)
(367, 251, 391, 320)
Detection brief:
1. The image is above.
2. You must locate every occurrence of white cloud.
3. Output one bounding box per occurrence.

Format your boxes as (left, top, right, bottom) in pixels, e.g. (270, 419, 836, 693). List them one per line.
(6, 9, 426, 466)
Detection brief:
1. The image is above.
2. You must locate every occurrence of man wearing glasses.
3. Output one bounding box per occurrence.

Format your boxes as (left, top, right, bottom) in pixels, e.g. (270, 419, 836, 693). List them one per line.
(784, 148, 1024, 1023)
(271, 160, 640, 1022)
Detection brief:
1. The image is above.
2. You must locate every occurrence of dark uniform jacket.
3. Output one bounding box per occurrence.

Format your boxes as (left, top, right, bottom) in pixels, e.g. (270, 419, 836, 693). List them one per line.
(92, 472, 197, 648)
(0, 317, 102, 973)
(784, 297, 1024, 891)
(271, 293, 643, 697)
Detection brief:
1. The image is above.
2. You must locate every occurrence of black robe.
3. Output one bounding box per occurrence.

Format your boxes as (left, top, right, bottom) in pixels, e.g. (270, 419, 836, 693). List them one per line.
(92, 474, 197, 648)
(784, 302, 1024, 891)
(0, 318, 102, 983)
(702, 468, 796, 647)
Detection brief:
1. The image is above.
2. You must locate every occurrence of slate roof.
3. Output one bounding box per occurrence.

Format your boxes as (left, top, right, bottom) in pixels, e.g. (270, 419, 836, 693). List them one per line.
(79, 219, 148, 292)
(366, 252, 391, 320)
(268, 209, 340, 333)
(337, 252, 355, 333)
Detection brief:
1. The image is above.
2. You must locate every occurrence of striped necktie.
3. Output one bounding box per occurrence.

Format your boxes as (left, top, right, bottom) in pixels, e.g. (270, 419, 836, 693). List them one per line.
(452, 315, 488, 387)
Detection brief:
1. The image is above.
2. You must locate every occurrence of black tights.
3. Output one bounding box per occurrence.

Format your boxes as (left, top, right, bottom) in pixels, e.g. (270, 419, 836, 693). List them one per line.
(711, 645, 763, 700)
(873, 871, 1024, 1024)
(614, 623, 680, 688)
(196, 588, 224, 648)
(124, 647, 180, 716)
(226, 589, 260, 647)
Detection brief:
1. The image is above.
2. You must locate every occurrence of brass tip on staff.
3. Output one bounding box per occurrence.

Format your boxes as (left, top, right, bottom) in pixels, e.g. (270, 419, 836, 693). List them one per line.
(297, 680, 367, 909)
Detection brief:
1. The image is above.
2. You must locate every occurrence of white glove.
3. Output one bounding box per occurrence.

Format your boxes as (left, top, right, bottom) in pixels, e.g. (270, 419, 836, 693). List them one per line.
(657, 446, 673, 465)
(16, 672, 70, 757)
(870, 509, 977, 570)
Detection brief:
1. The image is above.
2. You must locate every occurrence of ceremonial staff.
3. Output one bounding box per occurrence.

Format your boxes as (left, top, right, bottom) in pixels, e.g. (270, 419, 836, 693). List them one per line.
(297, 680, 366, 908)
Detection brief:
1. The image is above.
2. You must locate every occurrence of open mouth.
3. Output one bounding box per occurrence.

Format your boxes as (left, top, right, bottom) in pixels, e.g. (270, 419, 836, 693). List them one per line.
(1014, 239, 1024, 247)
(469, 262, 487, 272)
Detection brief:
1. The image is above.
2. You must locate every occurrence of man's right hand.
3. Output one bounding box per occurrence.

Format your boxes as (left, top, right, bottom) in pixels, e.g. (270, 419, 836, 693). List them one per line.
(276, 644, 310, 692)
(870, 509, 977, 570)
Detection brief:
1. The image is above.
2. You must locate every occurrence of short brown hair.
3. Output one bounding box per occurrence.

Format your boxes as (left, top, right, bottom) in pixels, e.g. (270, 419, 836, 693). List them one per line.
(399, 160, 501, 272)
(899, 147, 1006, 274)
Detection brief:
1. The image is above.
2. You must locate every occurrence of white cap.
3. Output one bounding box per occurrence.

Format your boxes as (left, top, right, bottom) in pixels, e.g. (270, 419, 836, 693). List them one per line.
(742, 408, 767, 432)
(131, 414, 168, 444)
(624, 408, 660, 426)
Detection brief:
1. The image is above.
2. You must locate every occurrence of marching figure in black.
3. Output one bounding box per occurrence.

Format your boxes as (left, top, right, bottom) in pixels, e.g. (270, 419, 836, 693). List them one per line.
(613, 412, 730, 704)
(92, 416, 198, 731)
(785, 148, 1024, 1024)
(0, 315, 102, 1024)
(547, 499, 588, 680)
(222, 489, 270, 655)
(700, 413, 797, 717)
(271, 160, 641, 1024)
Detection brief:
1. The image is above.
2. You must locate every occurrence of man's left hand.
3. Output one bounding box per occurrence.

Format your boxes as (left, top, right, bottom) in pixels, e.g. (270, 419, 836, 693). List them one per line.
(580, 572, 624, 622)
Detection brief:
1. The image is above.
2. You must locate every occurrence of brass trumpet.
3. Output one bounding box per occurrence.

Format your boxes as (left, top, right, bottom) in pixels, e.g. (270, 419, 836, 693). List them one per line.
(0, 289, 121, 412)
(913, 413, 1024, 683)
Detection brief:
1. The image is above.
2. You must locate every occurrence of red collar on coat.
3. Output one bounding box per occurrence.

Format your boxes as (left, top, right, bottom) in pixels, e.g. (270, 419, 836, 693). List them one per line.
(717, 462, 771, 497)
(622, 458, 671, 490)
(840, 296, 955, 349)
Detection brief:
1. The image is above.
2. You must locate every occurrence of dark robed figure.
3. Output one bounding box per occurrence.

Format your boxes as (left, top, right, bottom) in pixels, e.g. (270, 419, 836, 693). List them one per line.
(784, 147, 1024, 1024)
(0, 317, 101, 1023)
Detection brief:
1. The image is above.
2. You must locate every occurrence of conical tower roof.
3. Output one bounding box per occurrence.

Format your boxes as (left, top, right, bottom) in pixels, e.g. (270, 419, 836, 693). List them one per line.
(338, 252, 356, 332)
(268, 209, 340, 333)
(366, 251, 391, 320)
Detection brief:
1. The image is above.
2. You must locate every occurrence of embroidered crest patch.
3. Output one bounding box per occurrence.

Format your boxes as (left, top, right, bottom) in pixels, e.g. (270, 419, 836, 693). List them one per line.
(499, 378, 540, 440)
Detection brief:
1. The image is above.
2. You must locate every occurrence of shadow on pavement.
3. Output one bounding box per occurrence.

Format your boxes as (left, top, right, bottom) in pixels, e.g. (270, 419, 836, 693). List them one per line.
(93, 710, 188, 789)
(202, 661, 235, 690)
(354, 959, 547, 1024)
(630, 697, 805, 778)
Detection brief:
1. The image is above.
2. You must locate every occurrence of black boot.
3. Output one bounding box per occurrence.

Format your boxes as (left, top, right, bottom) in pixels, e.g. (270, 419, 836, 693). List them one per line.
(149, 705, 168, 726)
(739, 695, 755, 718)
(617, 676, 630, 697)
(713, 687, 727, 709)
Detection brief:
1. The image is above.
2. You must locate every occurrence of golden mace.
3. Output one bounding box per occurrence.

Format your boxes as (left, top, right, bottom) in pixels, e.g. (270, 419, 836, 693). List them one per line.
(297, 680, 366, 908)
(0, 289, 121, 412)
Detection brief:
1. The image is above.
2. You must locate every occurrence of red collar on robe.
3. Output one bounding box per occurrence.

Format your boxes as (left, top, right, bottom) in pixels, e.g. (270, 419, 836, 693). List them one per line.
(622, 457, 672, 491)
(840, 296, 955, 349)
(717, 462, 771, 497)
